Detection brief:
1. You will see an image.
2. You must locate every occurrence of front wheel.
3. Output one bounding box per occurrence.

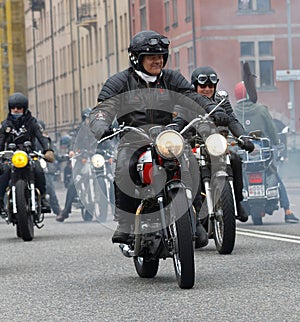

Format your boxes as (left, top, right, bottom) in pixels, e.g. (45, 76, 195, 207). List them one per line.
(169, 188, 195, 289)
(133, 257, 159, 278)
(16, 180, 34, 241)
(212, 180, 236, 254)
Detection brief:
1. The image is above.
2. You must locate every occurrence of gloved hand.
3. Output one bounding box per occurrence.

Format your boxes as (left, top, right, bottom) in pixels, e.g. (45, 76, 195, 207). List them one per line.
(44, 150, 55, 163)
(211, 111, 229, 126)
(100, 126, 114, 140)
(240, 138, 255, 153)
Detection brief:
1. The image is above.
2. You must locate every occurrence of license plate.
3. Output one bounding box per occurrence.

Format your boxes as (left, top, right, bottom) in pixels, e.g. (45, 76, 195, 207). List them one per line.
(248, 185, 265, 197)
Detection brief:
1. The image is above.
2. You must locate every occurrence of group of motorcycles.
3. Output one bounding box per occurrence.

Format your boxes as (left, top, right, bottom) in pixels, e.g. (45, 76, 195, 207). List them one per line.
(0, 91, 287, 289)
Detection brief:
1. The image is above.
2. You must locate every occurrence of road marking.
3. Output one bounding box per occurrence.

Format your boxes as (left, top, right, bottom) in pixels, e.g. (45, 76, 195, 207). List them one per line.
(237, 228, 300, 244)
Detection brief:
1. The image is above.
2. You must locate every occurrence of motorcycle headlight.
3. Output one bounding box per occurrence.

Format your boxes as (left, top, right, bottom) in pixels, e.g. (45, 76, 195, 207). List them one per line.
(39, 158, 47, 169)
(12, 151, 28, 168)
(205, 133, 227, 157)
(155, 130, 184, 159)
(91, 154, 105, 168)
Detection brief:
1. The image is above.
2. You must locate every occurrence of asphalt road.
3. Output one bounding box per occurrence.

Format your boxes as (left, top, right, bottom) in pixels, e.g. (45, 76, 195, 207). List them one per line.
(0, 178, 299, 322)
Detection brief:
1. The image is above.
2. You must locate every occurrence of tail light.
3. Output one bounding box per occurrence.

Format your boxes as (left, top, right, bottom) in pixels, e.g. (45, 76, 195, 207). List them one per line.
(248, 173, 263, 184)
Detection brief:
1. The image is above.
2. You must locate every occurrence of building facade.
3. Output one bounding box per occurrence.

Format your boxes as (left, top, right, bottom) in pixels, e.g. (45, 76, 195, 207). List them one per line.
(0, 0, 27, 121)
(24, 0, 130, 141)
(129, 0, 300, 140)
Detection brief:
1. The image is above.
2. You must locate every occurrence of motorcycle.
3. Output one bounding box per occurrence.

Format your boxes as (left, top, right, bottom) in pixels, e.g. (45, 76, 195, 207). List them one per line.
(237, 131, 280, 225)
(90, 143, 116, 223)
(100, 124, 196, 289)
(183, 110, 237, 255)
(0, 141, 48, 241)
(71, 150, 97, 221)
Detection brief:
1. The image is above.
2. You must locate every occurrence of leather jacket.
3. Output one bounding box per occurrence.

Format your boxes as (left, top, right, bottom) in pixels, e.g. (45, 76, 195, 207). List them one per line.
(90, 67, 220, 140)
(0, 111, 52, 152)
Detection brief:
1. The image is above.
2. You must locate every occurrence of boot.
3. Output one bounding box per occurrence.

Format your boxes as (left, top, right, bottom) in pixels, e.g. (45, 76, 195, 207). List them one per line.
(112, 219, 133, 244)
(56, 210, 69, 222)
(236, 202, 248, 222)
(285, 209, 299, 223)
(195, 222, 208, 249)
(41, 195, 51, 213)
(0, 198, 5, 218)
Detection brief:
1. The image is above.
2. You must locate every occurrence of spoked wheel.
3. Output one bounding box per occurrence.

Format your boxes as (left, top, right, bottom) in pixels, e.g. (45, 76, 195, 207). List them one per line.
(16, 180, 34, 241)
(169, 189, 195, 289)
(212, 180, 235, 254)
(133, 257, 159, 278)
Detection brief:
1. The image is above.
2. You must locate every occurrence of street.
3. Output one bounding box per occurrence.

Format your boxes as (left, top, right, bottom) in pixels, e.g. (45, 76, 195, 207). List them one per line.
(0, 178, 299, 322)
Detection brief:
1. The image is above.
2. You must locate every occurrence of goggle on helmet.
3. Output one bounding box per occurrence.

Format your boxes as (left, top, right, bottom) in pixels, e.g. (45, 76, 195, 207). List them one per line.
(128, 30, 170, 70)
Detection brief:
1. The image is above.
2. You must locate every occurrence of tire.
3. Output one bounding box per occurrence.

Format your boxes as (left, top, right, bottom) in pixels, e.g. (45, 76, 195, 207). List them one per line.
(94, 177, 109, 223)
(16, 223, 22, 238)
(82, 209, 93, 222)
(133, 257, 159, 278)
(212, 180, 236, 255)
(252, 215, 263, 225)
(170, 189, 195, 289)
(16, 180, 34, 241)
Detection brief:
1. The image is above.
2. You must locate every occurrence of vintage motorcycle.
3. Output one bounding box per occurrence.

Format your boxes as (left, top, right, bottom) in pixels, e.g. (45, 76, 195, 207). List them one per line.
(90, 143, 115, 223)
(100, 124, 196, 289)
(182, 110, 237, 255)
(237, 132, 280, 225)
(0, 141, 48, 241)
(72, 147, 115, 222)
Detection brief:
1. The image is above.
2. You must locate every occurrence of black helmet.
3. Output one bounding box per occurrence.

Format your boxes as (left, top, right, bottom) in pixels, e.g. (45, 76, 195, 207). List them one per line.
(81, 107, 92, 121)
(128, 30, 170, 71)
(8, 92, 28, 112)
(191, 66, 219, 89)
(37, 119, 46, 131)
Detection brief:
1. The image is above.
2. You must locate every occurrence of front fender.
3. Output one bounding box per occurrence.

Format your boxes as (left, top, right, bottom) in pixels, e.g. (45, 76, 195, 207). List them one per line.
(165, 180, 192, 201)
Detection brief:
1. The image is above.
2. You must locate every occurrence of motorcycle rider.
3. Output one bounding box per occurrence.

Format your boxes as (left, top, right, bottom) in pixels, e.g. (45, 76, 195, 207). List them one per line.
(0, 92, 54, 215)
(89, 30, 230, 245)
(56, 107, 96, 222)
(234, 81, 298, 223)
(190, 66, 254, 226)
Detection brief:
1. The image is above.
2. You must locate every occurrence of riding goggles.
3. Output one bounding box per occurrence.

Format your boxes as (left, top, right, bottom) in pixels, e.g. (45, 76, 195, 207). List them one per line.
(197, 73, 218, 85)
(148, 37, 170, 47)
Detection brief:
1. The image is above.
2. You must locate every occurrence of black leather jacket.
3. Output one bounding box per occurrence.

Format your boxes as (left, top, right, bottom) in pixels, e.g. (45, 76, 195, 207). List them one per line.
(0, 111, 52, 152)
(90, 67, 220, 140)
(214, 93, 245, 137)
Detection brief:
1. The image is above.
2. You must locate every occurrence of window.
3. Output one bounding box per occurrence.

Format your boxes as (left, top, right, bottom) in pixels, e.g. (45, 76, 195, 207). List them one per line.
(240, 40, 274, 88)
(238, 0, 271, 12)
(187, 47, 194, 77)
(172, 0, 178, 27)
(174, 51, 180, 73)
(140, 0, 147, 30)
(164, 1, 170, 31)
(185, 0, 192, 22)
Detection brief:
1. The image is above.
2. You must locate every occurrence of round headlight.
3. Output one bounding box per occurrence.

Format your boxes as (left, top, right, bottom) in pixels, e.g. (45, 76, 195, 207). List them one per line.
(39, 158, 47, 169)
(91, 154, 105, 168)
(155, 130, 184, 159)
(12, 151, 28, 168)
(205, 133, 227, 157)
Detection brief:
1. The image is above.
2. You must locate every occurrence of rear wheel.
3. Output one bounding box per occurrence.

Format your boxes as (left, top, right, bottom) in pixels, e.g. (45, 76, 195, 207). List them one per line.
(212, 180, 236, 254)
(16, 180, 34, 241)
(169, 189, 195, 289)
(251, 208, 263, 226)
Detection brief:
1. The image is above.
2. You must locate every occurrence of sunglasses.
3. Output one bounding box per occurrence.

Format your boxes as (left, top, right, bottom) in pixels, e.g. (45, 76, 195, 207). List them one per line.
(11, 106, 24, 110)
(197, 73, 218, 85)
(148, 37, 170, 47)
(198, 83, 215, 89)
